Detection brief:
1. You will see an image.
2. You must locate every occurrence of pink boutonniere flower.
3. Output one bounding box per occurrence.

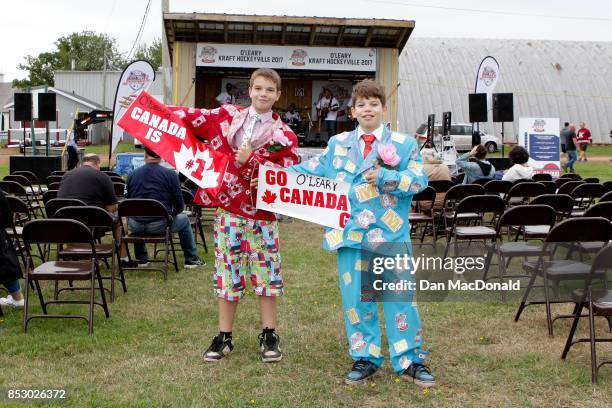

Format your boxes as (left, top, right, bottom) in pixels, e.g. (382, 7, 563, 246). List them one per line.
(377, 143, 400, 169)
(267, 129, 292, 152)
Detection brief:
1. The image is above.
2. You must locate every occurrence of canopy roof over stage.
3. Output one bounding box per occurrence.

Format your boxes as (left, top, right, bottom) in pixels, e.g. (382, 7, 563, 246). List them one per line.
(163, 13, 415, 59)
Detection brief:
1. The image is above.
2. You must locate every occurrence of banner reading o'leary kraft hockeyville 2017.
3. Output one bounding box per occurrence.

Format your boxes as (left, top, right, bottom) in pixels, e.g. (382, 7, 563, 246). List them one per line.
(111, 60, 156, 154)
(519, 117, 561, 177)
(196, 43, 376, 72)
(117, 91, 229, 192)
(256, 165, 351, 230)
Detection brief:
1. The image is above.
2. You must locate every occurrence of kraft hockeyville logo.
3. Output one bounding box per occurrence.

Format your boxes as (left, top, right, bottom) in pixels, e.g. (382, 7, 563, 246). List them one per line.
(123, 70, 150, 92)
(479, 66, 497, 86)
(290, 49, 307, 66)
(532, 119, 546, 132)
(200, 46, 217, 63)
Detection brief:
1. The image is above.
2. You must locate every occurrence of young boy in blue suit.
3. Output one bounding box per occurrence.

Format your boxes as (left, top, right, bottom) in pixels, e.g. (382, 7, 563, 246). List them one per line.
(286, 79, 435, 387)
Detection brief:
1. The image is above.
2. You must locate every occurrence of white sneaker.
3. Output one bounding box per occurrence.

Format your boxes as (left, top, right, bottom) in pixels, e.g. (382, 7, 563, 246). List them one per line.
(0, 295, 25, 308)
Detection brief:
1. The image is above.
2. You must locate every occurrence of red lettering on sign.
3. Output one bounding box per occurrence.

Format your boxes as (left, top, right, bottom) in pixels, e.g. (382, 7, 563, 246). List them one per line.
(339, 212, 350, 228)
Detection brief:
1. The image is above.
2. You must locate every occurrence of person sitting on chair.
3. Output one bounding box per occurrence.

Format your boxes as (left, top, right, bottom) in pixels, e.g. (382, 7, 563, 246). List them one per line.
(456, 145, 495, 184)
(0, 190, 24, 309)
(125, 148, 204, 269)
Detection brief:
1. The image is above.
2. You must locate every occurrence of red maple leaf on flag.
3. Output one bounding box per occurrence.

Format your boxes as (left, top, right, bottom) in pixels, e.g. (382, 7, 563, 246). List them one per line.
(262, 190, 277, 205)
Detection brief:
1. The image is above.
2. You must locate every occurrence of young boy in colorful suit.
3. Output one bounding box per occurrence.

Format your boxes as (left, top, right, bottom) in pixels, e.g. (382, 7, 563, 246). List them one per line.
(133, 68, 300, 363)
(286, 79, 435, 386)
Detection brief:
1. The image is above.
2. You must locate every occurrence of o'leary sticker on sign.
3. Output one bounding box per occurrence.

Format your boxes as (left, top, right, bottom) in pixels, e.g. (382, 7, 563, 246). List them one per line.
(256, 166, 351, 230)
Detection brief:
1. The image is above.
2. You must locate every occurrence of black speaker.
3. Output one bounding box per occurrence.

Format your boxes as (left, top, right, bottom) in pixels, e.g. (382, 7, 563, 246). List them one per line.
(442, 111, 451, 136)
(493, 93, 514, 122)
(468, 93, 487, 123)
(426, 114, 435, 138)
(38, 92, 57, 121)
(10, 155, 62, 181)
(13, 93, 32, 121)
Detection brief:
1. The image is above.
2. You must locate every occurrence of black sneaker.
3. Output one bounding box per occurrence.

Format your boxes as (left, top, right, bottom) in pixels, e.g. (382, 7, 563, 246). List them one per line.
(258, 331, 282, 362)
(120, 260, 138, 268)
(345, 359, 378, 385)
(401, 362, 436, 388)
(185, 258, 206, 269)
(203, 334, 234, 362)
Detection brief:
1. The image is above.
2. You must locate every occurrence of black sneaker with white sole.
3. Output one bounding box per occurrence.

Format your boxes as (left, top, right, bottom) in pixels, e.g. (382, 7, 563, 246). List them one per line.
(258, 331, 282, 362)
(203, 334, 234, 362)
(185, 258, 206, 269)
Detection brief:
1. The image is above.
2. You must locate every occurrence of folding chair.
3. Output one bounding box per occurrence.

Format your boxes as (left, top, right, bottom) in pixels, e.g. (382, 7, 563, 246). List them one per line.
(538, 181, 558, 195)
(533, 173, 552, 182)
(600, 191, 612, 203)
(603, 181, 612, 193)
(557, 180, 584, 196)
(4, 174, 41, 197)
(42, 190, 58, 205)
(45, 198, 87, 218)
(0, 180, 44, 218)
(472, 178, 492, 186)
(48, 182, 61, 191)
(113, 183, 125, 200)
(514, 217, 612, 336)
(46, 175, 63, 187)
(578, 202, 612, 254)
(22, 219, 109, 334)
(554, 177, 572, 189)
(103, 171, 122, 178)
(518, 194, 574, 240)
(441, 184, 486, 233)
(4, 195, 34, 268)
(504, 182, 546, 207)
(118, 199, 178, 280)
(583, 177, 600, 184)
(560, 173, 582, 180)
(54, 206, 127, 302)
(482, 205, 557, 282)
(443, 194, 505, 259)
(110, 176, 126, 185)
(484, 180, 512, 200)
(50, 171, 66, 177)
(561, 244, 612, 383)
(512, 178, 534, 184)
(428, 179, 455, 194)
(409, 186, 437, 247)
(570, 183, 605, 216)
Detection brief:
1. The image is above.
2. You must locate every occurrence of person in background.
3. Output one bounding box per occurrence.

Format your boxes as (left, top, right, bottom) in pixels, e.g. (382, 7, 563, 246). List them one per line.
(216, 83, 235, 106)
(316, 88, 339, 137)
(125, 148, 204, 269)
(565, 123, 578, 173)
(502, 146, 534, 181)
(456, 144, 495, 184)
(283, 103, 300, 126)
(576, 121, 592, 162)
(420, 145, 451, 211)
(67, 129, 79, 170)
(0, 190, 24, 309)
(560, 122, 570, 154)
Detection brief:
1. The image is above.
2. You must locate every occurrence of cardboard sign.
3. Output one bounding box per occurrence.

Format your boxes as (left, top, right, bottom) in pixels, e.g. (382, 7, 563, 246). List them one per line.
(518, 117, 561, 177)
(256, 166, 351, 229)
(117, 92, 229, 193)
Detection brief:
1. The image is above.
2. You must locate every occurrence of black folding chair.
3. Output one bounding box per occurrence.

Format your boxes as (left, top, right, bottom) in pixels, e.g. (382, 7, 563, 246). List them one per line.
(561, 244, 612, 384)
(504, 182, 546, 207)
(570, 183, 605, 216)
(409, 186, 437, 247)
(0, 180, 44, 218)
(538, 181, 558, 195)
(484, 180, 512, 200)
(118, 199, 178, 280)
(42, 190, 58, 205)
(583, 177, 600, 183)
(443, 195, 505, 259)
(483, 205, 557, 282)
(599, 191, 612, 203)
(22, 219, 109, 334)
(46, 175, 63, 187)
(514, 217, 612, 336)
(603, 181, 612, 193)
(533, 173, 552, 182)
(557, 180, 584, 196)
(45, 198, 87, 218)
(55, 206, 127, 302)
(560, 173, 582, 180)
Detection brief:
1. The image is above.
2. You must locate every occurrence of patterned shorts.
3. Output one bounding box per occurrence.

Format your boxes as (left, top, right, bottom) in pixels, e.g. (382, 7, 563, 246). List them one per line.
(213, 208, 283, 301)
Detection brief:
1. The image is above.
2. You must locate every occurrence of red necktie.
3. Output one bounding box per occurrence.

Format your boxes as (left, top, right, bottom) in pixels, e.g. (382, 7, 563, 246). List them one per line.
(362, 134, 376, 158)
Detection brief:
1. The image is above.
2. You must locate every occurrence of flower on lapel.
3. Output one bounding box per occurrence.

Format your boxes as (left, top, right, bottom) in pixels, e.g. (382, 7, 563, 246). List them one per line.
(267, 129, 292, 152)
(377, 143, 400, 169)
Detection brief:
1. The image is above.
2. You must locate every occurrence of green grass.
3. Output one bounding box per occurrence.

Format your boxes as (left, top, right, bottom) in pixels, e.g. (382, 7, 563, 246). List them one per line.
(1, 221, 611, 407)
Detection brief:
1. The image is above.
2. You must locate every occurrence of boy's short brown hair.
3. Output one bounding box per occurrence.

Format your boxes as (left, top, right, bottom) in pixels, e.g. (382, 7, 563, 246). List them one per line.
(249, 68, 281, 90)
(351, 79, 386, 106)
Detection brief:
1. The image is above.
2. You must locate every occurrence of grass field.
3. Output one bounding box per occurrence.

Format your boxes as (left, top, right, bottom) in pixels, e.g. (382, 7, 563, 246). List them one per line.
(0, 142, 611, 406)
(1, 219, 611, 407)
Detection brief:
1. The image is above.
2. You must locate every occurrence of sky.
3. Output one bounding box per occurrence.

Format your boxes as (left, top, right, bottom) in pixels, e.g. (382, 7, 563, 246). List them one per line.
(0, 0, 610, 82)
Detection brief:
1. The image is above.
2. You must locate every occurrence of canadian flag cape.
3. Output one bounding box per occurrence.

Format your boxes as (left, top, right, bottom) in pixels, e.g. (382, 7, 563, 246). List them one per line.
(117, 92, 229, 196)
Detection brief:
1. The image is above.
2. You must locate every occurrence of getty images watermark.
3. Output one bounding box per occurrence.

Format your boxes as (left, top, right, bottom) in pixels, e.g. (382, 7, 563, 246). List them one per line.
(358, 243, 522, 302)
